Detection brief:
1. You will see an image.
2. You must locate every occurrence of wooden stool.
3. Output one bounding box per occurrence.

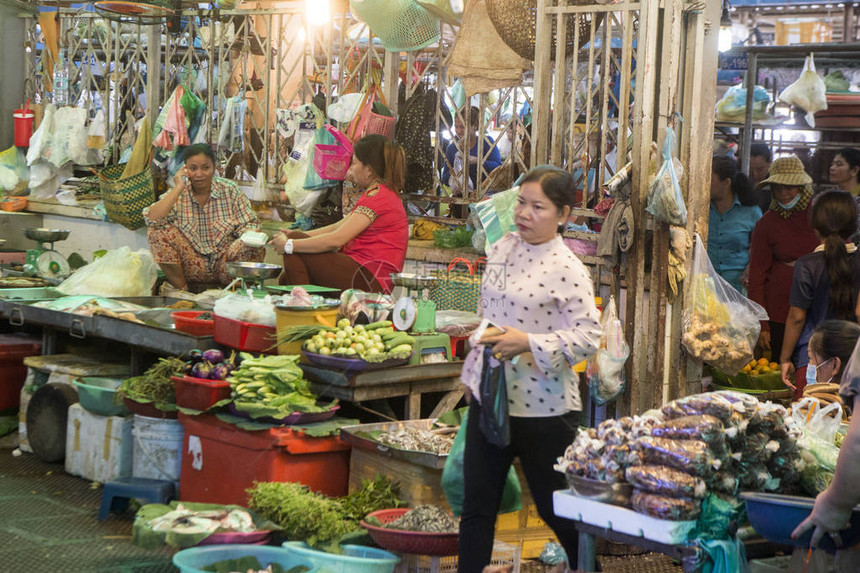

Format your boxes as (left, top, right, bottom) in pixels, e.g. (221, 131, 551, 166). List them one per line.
(98, 477, 176, 520)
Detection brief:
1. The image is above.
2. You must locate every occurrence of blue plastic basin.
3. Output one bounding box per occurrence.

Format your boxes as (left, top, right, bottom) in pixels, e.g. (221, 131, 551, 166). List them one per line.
(173, 544, 313, 573)
(742, 492, 860, 553)
(281, 542, 399, 573)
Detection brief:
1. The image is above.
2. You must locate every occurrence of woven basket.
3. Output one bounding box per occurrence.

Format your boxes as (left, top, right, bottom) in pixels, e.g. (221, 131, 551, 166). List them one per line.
(485, 0, 602, 62)
(99, 163, 156, 231)
(349, 0, 440, 52)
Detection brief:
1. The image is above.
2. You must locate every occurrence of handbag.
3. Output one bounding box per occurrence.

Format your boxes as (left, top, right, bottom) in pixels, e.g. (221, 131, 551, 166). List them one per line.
(428, 257, 484, 312)
(347, 85, 396, 142)
(313, 125, 353, 180)
(478, 346, 511, 447)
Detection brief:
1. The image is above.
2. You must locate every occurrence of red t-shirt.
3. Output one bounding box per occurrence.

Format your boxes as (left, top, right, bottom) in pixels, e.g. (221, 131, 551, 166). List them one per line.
(341, 184, 408, 292)
(748, 206, 819, 327)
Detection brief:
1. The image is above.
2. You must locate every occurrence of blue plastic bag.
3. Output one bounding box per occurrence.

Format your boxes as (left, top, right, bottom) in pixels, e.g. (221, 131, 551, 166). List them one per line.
(646, 127, 687, 226)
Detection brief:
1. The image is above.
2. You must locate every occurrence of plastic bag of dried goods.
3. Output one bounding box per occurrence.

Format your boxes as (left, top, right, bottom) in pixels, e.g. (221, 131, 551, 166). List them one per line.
(631, 489, 701, 521)
(662, 392, 735, 422)
(635, 436, 720, 477)
(626, 465, 707, 499)
(651, 415, 726, 448)
(645, 127, 687, 226)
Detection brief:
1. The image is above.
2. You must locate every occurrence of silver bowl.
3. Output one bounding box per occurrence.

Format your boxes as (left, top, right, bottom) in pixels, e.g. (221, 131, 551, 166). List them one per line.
(390, 273, 438, 289)
(566, 474, 633, 507)
(226, 262, 282, 281)
(24, 228, 71, 243)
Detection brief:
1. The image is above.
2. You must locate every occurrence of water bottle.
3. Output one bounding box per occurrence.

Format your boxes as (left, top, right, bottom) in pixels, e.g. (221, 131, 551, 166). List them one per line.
(53, 51, 69, 106)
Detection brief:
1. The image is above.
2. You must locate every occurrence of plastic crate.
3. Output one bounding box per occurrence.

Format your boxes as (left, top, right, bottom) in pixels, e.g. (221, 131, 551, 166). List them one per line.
(178, 413, 351, 506)
(172, 311, 215, 336)
(172, 375, 231, 411)
(213, 314, 277, 354)
(394, 540, 520, 573)
(0, 333, 42, 411)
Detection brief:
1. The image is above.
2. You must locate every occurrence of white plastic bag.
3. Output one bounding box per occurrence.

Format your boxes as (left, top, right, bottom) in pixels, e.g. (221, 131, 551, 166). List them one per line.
(56, 247, 158, 297)
(587, 296, 629, 405)
(51, 107, 90, 167)
(328, 93, 364, 123)
(27, 104, 56, 166)
(450, 152, 473, 197)
(646, 127, 687, 226)
(779, 53, 827, 127)
(213, 292, 276, 326)
(282, 139, 325, 217)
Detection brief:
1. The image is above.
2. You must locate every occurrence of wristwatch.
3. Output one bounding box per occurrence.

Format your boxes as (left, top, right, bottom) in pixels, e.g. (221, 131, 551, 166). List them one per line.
(284, 238, 294, 255)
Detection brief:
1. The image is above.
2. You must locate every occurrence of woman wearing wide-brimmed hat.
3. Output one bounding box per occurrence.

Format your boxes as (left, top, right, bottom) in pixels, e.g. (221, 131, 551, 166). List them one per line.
(747, 155, 820, 368)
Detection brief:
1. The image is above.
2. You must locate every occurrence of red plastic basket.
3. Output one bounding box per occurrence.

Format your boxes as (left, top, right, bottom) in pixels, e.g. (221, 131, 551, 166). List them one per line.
(172, 311, 215, 336)
(123, 397, 178, 419)
(213, 314, 277, 354)
(172, 375, 231, 411)
(361, 508, 459, 556)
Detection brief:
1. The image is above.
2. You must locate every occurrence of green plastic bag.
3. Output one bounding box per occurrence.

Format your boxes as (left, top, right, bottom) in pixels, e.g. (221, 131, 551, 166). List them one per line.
(303, 126, 340, 191)
(469, 186, 519, 250)
(441, 410, 522, 516)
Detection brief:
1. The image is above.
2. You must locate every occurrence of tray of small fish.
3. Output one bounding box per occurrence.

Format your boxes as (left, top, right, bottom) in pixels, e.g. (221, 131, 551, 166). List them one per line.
(340, 419, 458, 470)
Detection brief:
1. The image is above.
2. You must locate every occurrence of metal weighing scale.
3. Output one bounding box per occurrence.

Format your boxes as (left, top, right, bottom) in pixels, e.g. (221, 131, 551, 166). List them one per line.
(226, 262, 283, 295)
(23, 228, 72, 279)
(390, 273, 451, 365)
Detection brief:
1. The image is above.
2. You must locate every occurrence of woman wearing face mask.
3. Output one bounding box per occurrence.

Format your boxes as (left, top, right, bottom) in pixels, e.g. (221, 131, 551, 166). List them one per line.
(748, 156, 820, 363)
(780, 191, 860, 398)
(457, 166, 602, 573)
(829, 147, 860, 196)
(805, 320, 860, 389)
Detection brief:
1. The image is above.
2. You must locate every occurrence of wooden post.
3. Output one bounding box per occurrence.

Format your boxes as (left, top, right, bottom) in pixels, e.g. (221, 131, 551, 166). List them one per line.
(532, 0, 553, 167)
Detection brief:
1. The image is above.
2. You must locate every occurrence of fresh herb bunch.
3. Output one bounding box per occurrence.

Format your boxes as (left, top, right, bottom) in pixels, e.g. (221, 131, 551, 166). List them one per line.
(341, 475, 405, 523)
(117, 356, 184, 404)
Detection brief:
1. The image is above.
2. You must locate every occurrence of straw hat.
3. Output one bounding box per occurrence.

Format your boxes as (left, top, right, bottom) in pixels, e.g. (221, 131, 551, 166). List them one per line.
(756, 155, 812, 189)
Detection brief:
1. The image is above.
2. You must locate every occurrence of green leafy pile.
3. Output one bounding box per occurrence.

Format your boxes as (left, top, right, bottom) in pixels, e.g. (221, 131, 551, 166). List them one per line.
(117, 357, 184, 408)
(229, 353, 332, 419)
(246, 476, 404, 547)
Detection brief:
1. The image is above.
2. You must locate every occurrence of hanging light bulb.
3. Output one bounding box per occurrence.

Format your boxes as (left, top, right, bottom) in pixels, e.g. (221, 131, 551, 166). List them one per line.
(306, 0, 330, 26)
(718, 3, 733, 52)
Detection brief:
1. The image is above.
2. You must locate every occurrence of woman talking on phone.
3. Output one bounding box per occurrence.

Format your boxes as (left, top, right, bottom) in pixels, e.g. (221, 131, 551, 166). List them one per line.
(143, 143, 264, 291)
(458, 166, 602, 573)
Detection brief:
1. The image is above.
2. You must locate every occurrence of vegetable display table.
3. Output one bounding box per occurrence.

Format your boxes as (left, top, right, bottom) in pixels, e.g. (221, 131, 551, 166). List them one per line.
(299, 361, 463, 420)
(553, 490, 706, 572)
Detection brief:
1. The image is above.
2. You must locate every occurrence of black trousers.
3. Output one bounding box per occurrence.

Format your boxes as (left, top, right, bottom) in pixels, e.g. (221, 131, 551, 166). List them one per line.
(458, 401, 580, 573)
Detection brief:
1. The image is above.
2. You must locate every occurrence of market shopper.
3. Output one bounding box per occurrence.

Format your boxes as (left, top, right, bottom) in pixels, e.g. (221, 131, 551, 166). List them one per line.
(270, 134, 408, 293)
(830, 147, 860, 196)
(792, 320, 860, 550)
(779, 190, 860, 398)
(442, 106, 503, 217)
(748, 142, 773, 212)
(144, 143, 263, 291)
(748, 156, 820, 363)
(458, 166, 602, 573)
(708, 155, 761, 293)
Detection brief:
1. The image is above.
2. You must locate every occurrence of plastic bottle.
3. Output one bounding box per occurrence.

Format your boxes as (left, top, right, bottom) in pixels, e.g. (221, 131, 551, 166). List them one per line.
(53, 51, 69, 106)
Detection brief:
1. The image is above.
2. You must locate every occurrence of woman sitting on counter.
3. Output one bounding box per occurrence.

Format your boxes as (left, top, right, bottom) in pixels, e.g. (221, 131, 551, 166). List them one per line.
(143, 143, 264, 291)
(270, 135, 409, 293)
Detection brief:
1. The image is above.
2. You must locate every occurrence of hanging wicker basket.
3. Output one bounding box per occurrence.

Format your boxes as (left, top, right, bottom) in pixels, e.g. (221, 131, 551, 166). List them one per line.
(485, 0, 603, 62)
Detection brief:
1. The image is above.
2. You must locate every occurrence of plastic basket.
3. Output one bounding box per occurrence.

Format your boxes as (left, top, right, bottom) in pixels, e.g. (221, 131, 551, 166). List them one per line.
(173, 544, 312, 573)
(99, 163, 156, 230)
(172, 375, 231, 411)
(172, 311, 215, 337)
(361, 508, 459, 556)
(313, 125, 353, 181)
(349, 0, 440, 52)
(281, 542, 399, 573)
(213, 314, 277, 354)
(0, 196, 27, 212)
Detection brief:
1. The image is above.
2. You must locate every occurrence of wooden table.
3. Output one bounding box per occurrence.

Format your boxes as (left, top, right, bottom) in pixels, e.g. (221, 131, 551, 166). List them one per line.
(299, 361, 463, 419)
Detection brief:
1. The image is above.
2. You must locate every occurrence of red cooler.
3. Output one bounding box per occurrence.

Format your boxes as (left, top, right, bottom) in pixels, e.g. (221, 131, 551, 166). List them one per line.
(0, 334, 42, 410)
(178, 413, 351, 506)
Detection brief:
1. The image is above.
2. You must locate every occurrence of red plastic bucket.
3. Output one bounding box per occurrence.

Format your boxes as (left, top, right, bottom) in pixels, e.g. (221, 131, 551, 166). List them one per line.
(13, 109, 35, 147)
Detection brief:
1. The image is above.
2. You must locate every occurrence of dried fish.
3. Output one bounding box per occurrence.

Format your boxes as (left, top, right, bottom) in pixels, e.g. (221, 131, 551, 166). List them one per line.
(375, 426, 456, 456)
(385, 505, 458, 533)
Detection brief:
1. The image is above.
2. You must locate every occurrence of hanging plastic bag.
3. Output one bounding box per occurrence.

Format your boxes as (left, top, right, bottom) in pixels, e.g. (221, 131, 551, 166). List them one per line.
(646, 127, 687, 226)
(715, 85, 772, 123)
(441, 409, 522, 517)
(216, 96, 245, 154)
(327, 93, 364, 123)
(587, 296, 629, 405)
(469, 185, 519, 250)
(0, 146, 29, 194)
(56, 247, 158, 297)
(779, 53, 827, 128)
(303, 126, 340, 191)
(682, 234, 768, 375)
(283, 139, 324, 218)
(217, 96, 235, 150)
(478, 346, 510, 447)
(153, 86, 190, 151)
(87, 109, 107, 149)
(26, 104, 56, 166)
(49, 107, 89, 167)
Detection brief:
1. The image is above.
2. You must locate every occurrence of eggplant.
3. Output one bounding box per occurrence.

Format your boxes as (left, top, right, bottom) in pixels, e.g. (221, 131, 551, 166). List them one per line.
(182, 361, 194, 374)
(210, 363, 230, 380)
(202, 349, 224, 364)
(188, 349, 204, 363)
(191, 360, 212, 379)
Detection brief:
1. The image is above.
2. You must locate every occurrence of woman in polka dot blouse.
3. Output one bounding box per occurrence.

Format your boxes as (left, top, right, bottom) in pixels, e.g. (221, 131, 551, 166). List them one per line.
(458, 166, 602, 573)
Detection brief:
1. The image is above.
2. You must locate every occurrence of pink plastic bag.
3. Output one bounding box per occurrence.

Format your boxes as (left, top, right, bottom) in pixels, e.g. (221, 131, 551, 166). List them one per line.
(153, 86, 190, 151)
(313, 125, 353, 180)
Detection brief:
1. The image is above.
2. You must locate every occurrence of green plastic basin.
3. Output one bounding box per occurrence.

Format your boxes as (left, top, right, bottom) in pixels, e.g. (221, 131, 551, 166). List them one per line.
(73, 377, 129, 417)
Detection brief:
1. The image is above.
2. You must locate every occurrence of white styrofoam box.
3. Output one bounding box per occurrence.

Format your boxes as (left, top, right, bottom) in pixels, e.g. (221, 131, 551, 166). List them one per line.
(65, 403, 133, 483)
(553, 490, 697, 545)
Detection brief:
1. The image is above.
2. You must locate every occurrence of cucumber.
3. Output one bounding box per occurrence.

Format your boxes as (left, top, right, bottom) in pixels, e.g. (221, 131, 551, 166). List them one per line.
(384, 333, 416, 348)
(365, 320, 393, 330)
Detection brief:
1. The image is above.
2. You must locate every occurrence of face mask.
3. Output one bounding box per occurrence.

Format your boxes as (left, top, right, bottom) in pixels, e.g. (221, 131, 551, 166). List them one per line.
(777, 194, 802, 210)
(806, 357, 834, 386)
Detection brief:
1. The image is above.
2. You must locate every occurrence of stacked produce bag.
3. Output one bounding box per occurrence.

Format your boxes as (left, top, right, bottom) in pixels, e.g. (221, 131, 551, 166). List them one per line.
(556, 391, 807, 521)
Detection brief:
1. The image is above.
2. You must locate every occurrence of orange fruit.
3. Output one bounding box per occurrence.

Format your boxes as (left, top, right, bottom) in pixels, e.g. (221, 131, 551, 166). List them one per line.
(769, 362, 779, 371)
(757, 358, 769, 366)
(742, 365, 752, 373)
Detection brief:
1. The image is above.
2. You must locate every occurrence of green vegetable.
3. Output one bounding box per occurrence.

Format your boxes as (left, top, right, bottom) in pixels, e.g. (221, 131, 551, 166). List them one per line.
(275, 324, 333, 347)
(365, 320, 393, 330)
(117, 357, 184, 408)
(384, 333, 415, 349)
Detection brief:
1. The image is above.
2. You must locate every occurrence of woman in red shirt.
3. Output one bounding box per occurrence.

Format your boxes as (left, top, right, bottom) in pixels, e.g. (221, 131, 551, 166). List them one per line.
(748, 156, 820, 361)
(271, 135, 408, 293)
